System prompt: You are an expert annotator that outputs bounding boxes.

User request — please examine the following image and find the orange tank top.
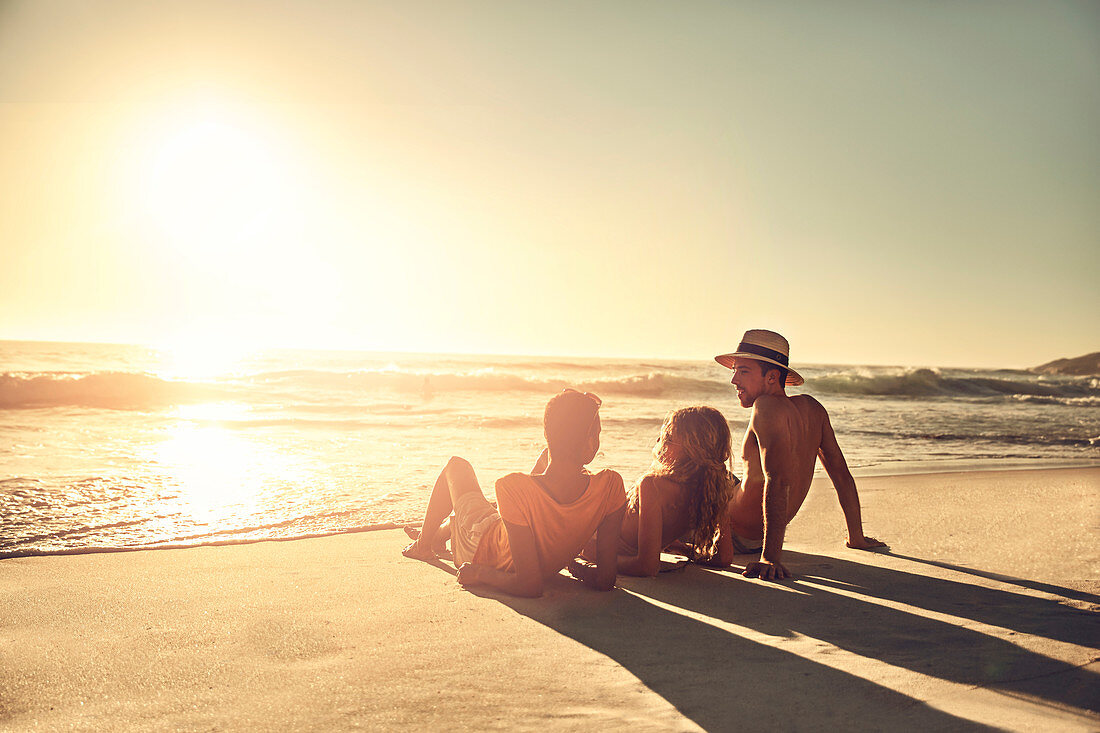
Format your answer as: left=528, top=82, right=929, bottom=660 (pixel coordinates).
left=473, top=469, right=626, bottom=574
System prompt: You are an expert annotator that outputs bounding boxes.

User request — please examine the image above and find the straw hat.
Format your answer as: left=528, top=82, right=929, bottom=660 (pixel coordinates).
left=714, top=329, right=805, bottom=387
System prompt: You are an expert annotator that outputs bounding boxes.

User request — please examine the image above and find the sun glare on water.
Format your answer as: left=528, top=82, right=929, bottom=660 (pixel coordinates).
left=152, top=423, right=264, bottom=526
left=150, top=410, right=308, bottom=529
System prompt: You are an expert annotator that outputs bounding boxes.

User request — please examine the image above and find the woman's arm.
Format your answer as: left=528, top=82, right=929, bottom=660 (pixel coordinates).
left=568, top=505, right=625, bottom=591
left=616, top=476, right=664, bottom=577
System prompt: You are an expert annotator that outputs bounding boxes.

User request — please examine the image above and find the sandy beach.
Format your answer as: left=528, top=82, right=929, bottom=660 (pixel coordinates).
left=4, top=1, right=1097, bottom=729
left=2, top=466, right=1097, bottom=731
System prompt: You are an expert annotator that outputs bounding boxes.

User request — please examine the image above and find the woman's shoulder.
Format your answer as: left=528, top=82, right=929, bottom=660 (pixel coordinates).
left=637, top=473, right=682, bottom=496
left=589, top=468, right=625, bottom=488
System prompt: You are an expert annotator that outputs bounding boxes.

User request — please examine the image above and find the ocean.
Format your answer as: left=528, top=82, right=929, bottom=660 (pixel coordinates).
left=2, top=340, right=1097, bottom=558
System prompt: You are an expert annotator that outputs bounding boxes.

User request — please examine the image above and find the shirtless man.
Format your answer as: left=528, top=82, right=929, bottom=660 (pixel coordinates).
left=716, top=329, right=885, bottom=581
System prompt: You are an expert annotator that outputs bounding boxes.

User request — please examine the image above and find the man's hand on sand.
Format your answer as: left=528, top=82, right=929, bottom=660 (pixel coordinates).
left=846, top=535, right=887, bottom=550
left=743, top=559, right=790, bottom=581
left=456, top=562, right=483, bottom=587
left=567, top=559, right=594, bottom=583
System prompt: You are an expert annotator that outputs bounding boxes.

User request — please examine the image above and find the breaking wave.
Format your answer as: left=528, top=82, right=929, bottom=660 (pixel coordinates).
left=805, top=368, right=1097, bottom=400
left=254, top=367, right=726, bottom=397
left=0, top=368, right=727, bottom=409
left=3, top=365, right=1096, bottom=410
left=0, top=372, right=224, bottom=409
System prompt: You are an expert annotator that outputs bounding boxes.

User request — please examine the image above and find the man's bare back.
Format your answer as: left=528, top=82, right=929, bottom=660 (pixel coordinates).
left=728, top=394, right=826, bottom=540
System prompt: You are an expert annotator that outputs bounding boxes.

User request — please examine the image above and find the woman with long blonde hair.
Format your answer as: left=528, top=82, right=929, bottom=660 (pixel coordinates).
left=613, top=405, right=740, bottom=576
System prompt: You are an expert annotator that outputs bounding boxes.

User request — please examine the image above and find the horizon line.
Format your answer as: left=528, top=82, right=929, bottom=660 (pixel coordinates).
left=0, top=336, right=1066, bottom=372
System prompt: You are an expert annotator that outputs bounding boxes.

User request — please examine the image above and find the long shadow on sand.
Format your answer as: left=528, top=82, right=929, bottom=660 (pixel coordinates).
left=632, top=552, right=1099, bottom=714
left=884, top=551, right=1100, bottom=606
left=497, top=585, right=995, bottom=731
left=486, top=583, right=995, bottom=731
left=798, top=551, right=1100, bottom=648
left=479, top=552, right=1098, bottom=731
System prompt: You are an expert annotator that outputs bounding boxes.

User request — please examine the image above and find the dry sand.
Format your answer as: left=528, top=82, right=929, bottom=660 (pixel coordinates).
left=2, top=467, right=1098, bottom=731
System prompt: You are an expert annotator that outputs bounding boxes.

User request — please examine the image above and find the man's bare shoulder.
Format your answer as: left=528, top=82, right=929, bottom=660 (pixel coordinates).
left=754, top=393, right=821, bottom=420
left=751, top=394, right=788, bottom=415
left=748, top=395, right=796, bottom=438
left=790, top=393, right=827, bottom=415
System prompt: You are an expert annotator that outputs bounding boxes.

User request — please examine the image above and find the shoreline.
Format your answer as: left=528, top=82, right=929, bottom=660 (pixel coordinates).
left=4, top=463, right=1099, bottom=561
left=847, top=456, right=1100, bottom=478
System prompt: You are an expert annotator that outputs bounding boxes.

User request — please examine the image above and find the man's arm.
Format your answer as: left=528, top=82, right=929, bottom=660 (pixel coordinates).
left=457, top=520, right=544, bottom=597
left=817, top=410, right=885, bottom=550
left=531, top=448, right=549, bottom=475
left=743, top=399, right=794, bottom=580
left=616, top=477, right=662, bottom=577
left=569, top=505, right=625, bottom=590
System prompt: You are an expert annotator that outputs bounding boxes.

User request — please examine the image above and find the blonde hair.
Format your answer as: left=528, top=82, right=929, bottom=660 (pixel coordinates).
left=628, top=406, right=737, bottom=560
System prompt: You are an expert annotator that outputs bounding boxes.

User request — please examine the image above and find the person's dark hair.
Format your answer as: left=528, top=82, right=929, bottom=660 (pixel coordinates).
left=543, top=390, right=600, bottom=458
left=758, top=361, right=788, bottom=387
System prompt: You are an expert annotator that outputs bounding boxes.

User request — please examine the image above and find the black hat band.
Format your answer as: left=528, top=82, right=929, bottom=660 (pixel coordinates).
left=736, top=342, right=789, bottom=366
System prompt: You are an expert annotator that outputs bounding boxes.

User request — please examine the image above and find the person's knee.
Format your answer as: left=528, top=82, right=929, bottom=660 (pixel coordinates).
left=444, top=456, right=478, bottom=491
left=446, top=456, right=472, bottom=472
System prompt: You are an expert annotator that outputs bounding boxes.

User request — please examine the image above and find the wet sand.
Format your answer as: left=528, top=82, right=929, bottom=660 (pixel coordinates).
left=2, top=467, right=1098, bottom=731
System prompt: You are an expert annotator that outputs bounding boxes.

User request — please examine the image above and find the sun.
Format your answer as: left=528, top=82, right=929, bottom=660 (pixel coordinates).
left=132, top=99, right=302, bottom=261
left=119, top=95, right=352, bottom=354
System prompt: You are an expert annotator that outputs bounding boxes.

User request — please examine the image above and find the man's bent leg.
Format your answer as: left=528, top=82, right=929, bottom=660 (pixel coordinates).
left=444, top=456, right=499, bottom=567
left=404, top=456, right=484, bottom=560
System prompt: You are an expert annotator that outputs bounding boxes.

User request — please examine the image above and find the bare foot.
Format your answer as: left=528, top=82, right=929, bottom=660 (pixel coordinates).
left=404, top=526, right=449, bottom=557
left=402, top=539, right=436, bottom=561
left=847, top=535, right=888, bottom=551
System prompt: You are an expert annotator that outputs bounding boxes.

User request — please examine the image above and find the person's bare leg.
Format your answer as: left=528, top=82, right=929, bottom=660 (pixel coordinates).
left=404, top=518, right=451, bottom=555
left=403, top=463, right=456, bottom=560
left=433, top=517, right=452, bottom=556
left=402, top=457, right=481, bottom=560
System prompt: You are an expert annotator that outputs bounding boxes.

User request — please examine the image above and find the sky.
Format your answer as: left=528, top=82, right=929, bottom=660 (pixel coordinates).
left=1, top=0, right=1097, bottom=368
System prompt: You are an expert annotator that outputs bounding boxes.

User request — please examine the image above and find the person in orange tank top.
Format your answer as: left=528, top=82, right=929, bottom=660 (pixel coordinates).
left=402, top=389, right=626, bottom=597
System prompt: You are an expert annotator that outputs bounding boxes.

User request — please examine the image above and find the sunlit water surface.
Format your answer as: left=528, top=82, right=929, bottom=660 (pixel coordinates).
left=2, top=341, right=1097, bottom=556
